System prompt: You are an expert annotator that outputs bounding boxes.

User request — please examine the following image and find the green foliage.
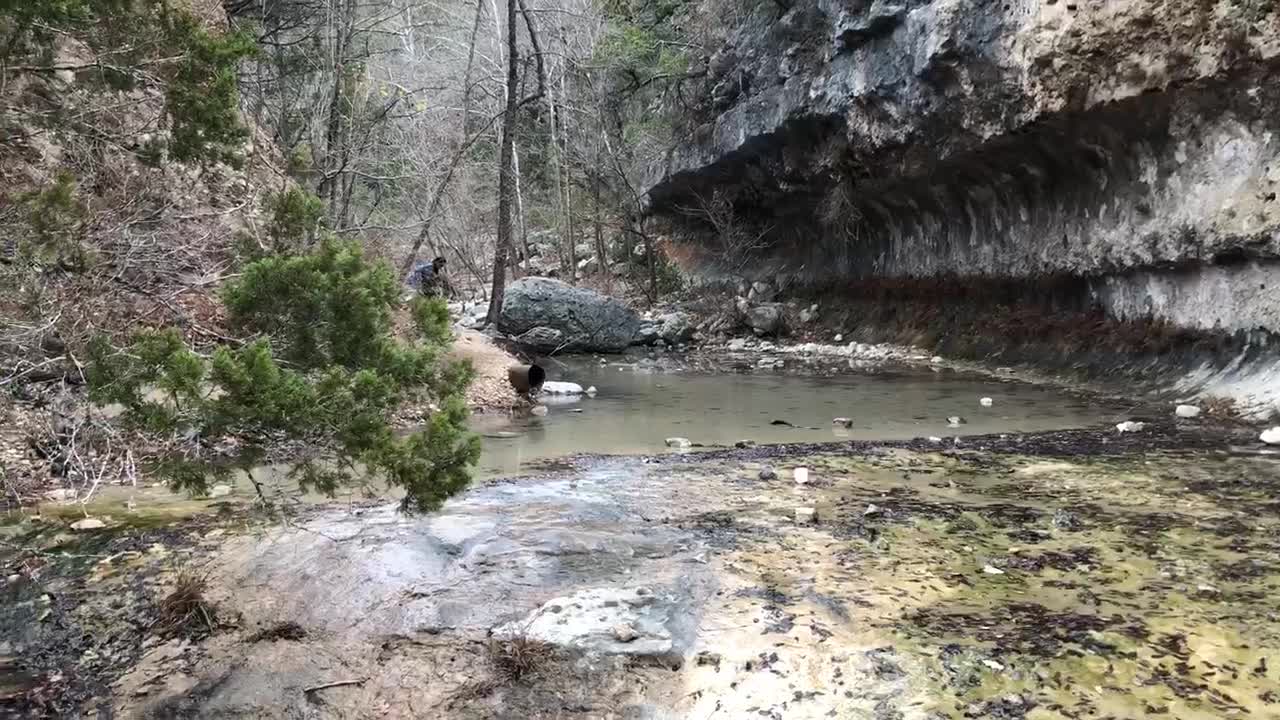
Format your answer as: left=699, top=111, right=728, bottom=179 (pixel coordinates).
left=89, top=243, right=480, bottom=514
left=162, top=15, right=257, bottom=167
left=20, top=172, right=88, bottom=268
left=265, top=188, right=326, bottom=251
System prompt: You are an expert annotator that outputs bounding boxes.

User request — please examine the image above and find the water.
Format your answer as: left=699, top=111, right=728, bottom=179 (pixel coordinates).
left=469, top=359, right=1129, bottom=477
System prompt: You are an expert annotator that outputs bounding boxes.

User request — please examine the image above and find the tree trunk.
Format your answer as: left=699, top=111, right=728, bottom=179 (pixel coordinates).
left=486, top=0, right=520, bottom=326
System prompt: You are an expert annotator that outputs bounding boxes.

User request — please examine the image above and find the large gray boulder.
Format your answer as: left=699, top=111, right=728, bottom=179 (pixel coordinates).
left=500, top=277, right=641, bottom=353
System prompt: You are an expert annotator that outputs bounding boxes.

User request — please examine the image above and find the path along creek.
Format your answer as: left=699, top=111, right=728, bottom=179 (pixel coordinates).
left=3, top=357, right=1279, bottom=718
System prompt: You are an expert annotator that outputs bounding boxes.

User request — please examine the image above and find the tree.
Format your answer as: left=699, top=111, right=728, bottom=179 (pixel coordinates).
left=88, top=212, right=481, bottom=513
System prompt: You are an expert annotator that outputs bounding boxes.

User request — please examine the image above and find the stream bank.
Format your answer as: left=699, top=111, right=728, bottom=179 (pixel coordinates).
left=4, top=420, right=1278, bottom=718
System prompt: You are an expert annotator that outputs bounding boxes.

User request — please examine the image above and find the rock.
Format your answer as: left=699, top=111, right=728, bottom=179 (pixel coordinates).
left=1174, top=404, right=1201, bottom=418
left=1052, top=508, right=1083, bottom=531
left=864, top=503, right=881, bottom=516
left=727, top=338, right=748, bottom=351
left=930, top=356, right=944, bottom=364
left=541, top=381, right=585, bottom=395
left=794, top=507, right=818, bottom=524
left=665, top=437, right=692, bottom=448
left=832, top=417, right=853, bottom=428
left=634, top=324, right=661, bottom=346
left=656, top=312, right=696, bottom=344
left=947, top=416, right=967, bottom=427
left=1261, top=427, right=1280, bottom=445
left=979, top=397, right=993, bottom=407
left=793, top=467, right=810, bottom=484
left=1115, top=420, right=1146, bottom=433
left=735, top=440, right=756, bottom=448
left=744, top=303, right=785, bottom=336
left=758, top=467, right=778, bottom=480
left=71, top=518, right=106, bottom=531
left=208, top=484, right=233, bottom=498
left=748, top=280, right=776, bottom=302
left=982, top=564, right=1005, bottom=575
left=512, top=326, right=567, bottom=353
left=531, top=405, right=549, bottom=416
left=500, top=277, right=641, bottom=353
left=491, top=587, right=682, bottom=662
left=585, top=386, right=598, bottom=396
left=798, top=304, right=819, bottom=324
left=927, top=436, right=944, bottom=443
left=611, top=623, right=639, bottom=643
left=833, top=333, right=843, bottom=342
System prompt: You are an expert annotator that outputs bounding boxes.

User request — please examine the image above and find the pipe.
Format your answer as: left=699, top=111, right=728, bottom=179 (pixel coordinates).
left=507, top=364, right=546, bottom=394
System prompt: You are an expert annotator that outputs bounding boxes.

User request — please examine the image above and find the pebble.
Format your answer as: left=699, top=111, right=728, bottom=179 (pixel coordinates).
left=1260, top=427, right=1280, bottom=445
left=982, top=564, right=1005, bottom=575
left=71, top=518, right=106, bottom=531
left=979, top=397, right=993, bottom=407
left=611, top=623, right=639, bottom=643
left=793, top=467, right=809, bottom=484
left=1174, top=404, right=1201, bottom=418
left=758, top=467, right=778, bottom=480
left=864, top=503, right=880, bottom=516
left=947, top=416, right=966, bottom=427
left=833, top=334, right=843, bottom=342
left=794, top=507, right=817, bottom=524
left=832, top=417, right=853, bottom=428
left=1115, top=420, right=1146, bottom=433
left=586, top=386, right=598, bottom=396
left=927, top=436, right=944, bottom=443
left=665, top=437, right=692, bottom=448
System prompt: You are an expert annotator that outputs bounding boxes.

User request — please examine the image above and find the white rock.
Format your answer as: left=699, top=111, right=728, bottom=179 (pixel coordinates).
left=947, top=416, right=966, bottom=427
left=794, top=507, right=817, bottom=524
left=531, top=405, right=549, bottom=416
left=979, top=397, right=994, bottom=407
left=1175, top=404, right=1200, bottom=418
left=1115, top=421, right=1146, bottom=433
left=208, top=484, right=233, bottom=498
left=586, top=386, right=598, bottom=396
left=832, top=417, right=853, bottom=428
left=541, top=381, right=585, bottom=395
left=71, top=518, right=106, bottom=531
left=982, top=564, right=1005, bottom=575
left=930, top=356, right=944, bottom=364
left=793, top=467, right=809, bottom=484
left=1261, top=427, right=1280, bottom=445
left=727, top=338, right=748, bottom=351
left=665, top=437, right=692, bottom=449
left=611, top=623, right=639, bottom=643
left=864, top=503, right=880, bottom=516
left=833, top=334, right=843, bottom=342
left=927, top=436, right=944, bottom=443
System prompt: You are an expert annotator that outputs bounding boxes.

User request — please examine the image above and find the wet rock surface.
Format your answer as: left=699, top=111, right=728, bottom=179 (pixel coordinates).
left=5, top=425, right=1280, bottom=718
left=499, top=277, right=642, bottom=353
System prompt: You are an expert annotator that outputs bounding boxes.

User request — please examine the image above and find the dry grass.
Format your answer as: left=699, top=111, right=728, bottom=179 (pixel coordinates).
left=488, top=635, right=557, bottom=682
left=1200, top=395, right=1239, bottom=419
left=153, top=570, right=216, bottom=637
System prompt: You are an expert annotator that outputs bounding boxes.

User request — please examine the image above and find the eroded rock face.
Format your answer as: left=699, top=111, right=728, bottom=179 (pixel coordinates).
left=648, top=0, right=1280, bottom=410
left=500, top=277, right=641, bottom=353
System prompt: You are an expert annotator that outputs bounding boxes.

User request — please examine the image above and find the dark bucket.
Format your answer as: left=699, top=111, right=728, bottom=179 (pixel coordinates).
left=507, top=364, right=546, bottom=394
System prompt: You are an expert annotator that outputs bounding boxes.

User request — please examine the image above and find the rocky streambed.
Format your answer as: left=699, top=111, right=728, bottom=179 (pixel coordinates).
left=3, top=420, right=1279, bottom=719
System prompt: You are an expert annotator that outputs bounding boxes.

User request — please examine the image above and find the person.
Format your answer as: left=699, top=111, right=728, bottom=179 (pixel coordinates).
left=406, top=256, right=452, bottom=298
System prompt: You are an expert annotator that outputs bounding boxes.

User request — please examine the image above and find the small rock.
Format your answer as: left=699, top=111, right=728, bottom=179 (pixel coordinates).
left=695, top=651, right=722, bottom=667
left=71, top=518, right=106, bottom=531
left=930, top=355, right=944, bottom=364
left=947, top=416, right=967, bottom=427
left=833, top=334, right=843, bottom=342
left=727, top=338, right=748, bottom=351
left=531, top=405, right=550, bottom=416
left=793, top=467, right=810, bottom=484
left=982, top=564, right=1005, bottom=575
left=665, top=437, right=692, bottom=449
left=832, top=417, right=853, bottom=428
left=585, top=386, right=598, bottom=396
left=1115, top=420, right=1146, bottom=433
left=758, top=467, right=778, bottom=480
left=795, top=507, right=818, bottom=524
left=982, top=659, right=1006, bottom=672
left=864, top=503, right=880, bottom=516
left=1260, top=426, right=1280, bottom=445
left=979, top=397, right=993, bottom=407
left=735, top=440, right=756, bottom=449
left=612, top=623, right=639, bottom=643
left=208, top=484, right=233, bottom=498
left=927, top=436, right=944, bottom=443
left=541, top=381, right=585, bottom=395
left=1174, top=404, right=1201, bottom=418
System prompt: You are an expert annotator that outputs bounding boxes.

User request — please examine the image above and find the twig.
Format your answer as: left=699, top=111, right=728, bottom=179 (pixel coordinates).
left=303, top=678, right=368, bottom=693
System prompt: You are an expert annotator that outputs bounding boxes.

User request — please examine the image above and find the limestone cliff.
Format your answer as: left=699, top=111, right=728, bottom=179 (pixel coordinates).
left=648, top=0, right=1280, bottom=411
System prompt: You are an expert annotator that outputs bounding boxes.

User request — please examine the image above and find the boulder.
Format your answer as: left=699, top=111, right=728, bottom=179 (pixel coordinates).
left=500, top=277, right=641, bottom=353
left=1175, top=404, right=1201, bottom=418
left=512, top=326, right=567, bottom=353
left=541, top=381, right=585, bottom=395
left=656, top=312, right=696, bottom=344
left=744, top=303, right=785, bottom=336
